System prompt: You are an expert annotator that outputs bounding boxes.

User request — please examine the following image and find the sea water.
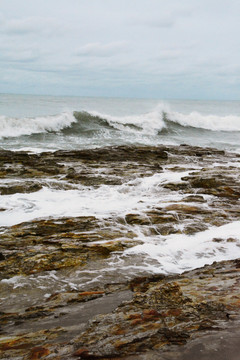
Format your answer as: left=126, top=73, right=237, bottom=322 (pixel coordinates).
left=0, top=94, right=240, bottom=153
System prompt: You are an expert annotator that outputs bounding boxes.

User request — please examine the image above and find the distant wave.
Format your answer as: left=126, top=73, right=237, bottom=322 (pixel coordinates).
left=1, top=106, right=240, bottom=140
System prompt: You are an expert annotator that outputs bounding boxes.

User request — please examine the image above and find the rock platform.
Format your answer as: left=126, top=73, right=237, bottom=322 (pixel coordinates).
left=0, top=145, right=239, bottom=359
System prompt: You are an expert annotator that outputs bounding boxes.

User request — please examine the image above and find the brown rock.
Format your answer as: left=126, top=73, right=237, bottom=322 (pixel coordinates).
left=0, top=183, right=42, bottom=195
left=125, top=214, right=151, bottom=225
left=164, top=204, right=208, bottom=214
left=189, top=177, right=224, bottom=189
left=29, top=346, right=50, bottom=359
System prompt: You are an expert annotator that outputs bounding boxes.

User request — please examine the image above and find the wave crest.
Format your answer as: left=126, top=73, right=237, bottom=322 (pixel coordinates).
left=0, top=112, right=77, bottom=139
left=1, top=104, right=240, bottom=140
left=0, top=109, right=167, bottom=139
left=85, top=109, right=166, bottom=134
left=168, top=111, right=240, bottom=132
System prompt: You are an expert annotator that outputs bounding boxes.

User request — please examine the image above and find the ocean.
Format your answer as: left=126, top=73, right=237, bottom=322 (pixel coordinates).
left=0, top=94, right=240, bottom=310
left=1, top=94, right=240, bottom=153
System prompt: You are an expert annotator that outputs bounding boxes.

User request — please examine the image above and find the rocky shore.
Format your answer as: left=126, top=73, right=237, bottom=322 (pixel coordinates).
left=0, top=144, right=240, bottom=359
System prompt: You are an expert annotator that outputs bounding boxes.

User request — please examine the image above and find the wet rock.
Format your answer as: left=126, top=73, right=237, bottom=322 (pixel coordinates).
left=189, top=177, right=224, bottom=189
left=163, top=182, right=190, bottom=191
left=45, top=290, right=105, bottom=305
left=147, top=211, right=178, bottom=224
left=71, top=259, right=240, bottom=359
left=164, top=204, right=209, bottom=214
left=29, top=346, right=50, bottom=359
left=182, top=195, right=206, bottom=203
left=227, top=237, right=238, bottom=243
left=0, top=145, right=240, bottom=359
left=183, top=223, right=208, bottom=234
left=152, top=225, right=179, bottom=236
left=212, top=238, right=224, bottom=243
left=125, top=214, right=151, bottom=226
left=0, top=328, right=66, bottom=359
left=67, top=173, right=122, bottom=186
left=54, top=145, right=169, bottom=163
left=0, top=217, right=140, bottom=279
left=0, top=182, right=42, bottom=195
left=203, top=185, right=240, bottom=199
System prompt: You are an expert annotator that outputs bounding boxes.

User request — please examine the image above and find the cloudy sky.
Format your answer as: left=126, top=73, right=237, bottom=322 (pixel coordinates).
left=0, top=0, right=239, bottom=99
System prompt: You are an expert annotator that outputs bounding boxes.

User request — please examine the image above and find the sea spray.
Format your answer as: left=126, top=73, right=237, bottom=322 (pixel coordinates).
left=0, top=112, right=76, bottom=139
left=168, top=110, right=240, bottom=132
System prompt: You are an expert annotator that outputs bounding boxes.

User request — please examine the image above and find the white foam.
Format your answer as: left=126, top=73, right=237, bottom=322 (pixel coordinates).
left=89, top=106, right=167, bottom=135
left=212, top=160, right=240, bottom=168
left=9, top=147, right=57, bottom=153
left=88, top=102, right=240, bottom=133
left=0, top=112, right=76, bottom=139
left=0, top=170, right=188, bottom=226
left=169, top=110, right=240, bottom=132
left=126, top=221, right=240, bottom=273
left=0, top=275, right=24, bottom=287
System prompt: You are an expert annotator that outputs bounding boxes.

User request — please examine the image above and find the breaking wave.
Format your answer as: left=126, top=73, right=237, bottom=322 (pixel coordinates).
left=0, top=105, right=240, bottom=140
left=168, top=111, right=240, bottom=132
left=72, top=109, right=167, bottom=135
left=0, top=112, right=77, bottom=139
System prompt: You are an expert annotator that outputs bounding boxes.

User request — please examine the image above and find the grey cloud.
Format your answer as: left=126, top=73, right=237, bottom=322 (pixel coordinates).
left=154, top=49, right=183, bottom=60
left=0, top=16, right=63, bottom=36
left=0, top=0, right=239, bottom=99
left=75, top=42, right=129, bottom=57
left=129, top=14, right=175, bottom=28
left=0, top=12, right=4, bottom=25
left=0, top=39, right=47, bottom=65
left=130, top=5, right=193, bottom=29
left=0, top=49, right=40, bottom=63
left=141, top=17, right=175, bottom=28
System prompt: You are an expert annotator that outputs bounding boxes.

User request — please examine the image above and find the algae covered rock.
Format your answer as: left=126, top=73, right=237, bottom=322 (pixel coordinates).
left=0, top=216, right=140, bottom=279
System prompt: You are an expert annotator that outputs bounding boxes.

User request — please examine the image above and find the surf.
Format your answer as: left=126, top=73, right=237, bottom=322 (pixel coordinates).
left=0, top=99, right=239, bottom=154
left=0, top=112, right=77, bottom=139
left=167, top=110, right=240, bottom=132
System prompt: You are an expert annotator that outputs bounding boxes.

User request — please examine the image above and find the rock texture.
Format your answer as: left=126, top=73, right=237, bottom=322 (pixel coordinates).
left=0, top=145, right=240, bottom=359
left=0, top=260, right=240, bottom=359
left=72, top=259, right=240, bottom=360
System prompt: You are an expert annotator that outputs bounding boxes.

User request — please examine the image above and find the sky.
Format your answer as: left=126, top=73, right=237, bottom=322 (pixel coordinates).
left=0, top=0, right=240, bottom=100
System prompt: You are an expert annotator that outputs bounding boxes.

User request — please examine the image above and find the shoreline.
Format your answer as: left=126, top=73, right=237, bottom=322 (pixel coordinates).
left=0, top=144, right=240, bottom=359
